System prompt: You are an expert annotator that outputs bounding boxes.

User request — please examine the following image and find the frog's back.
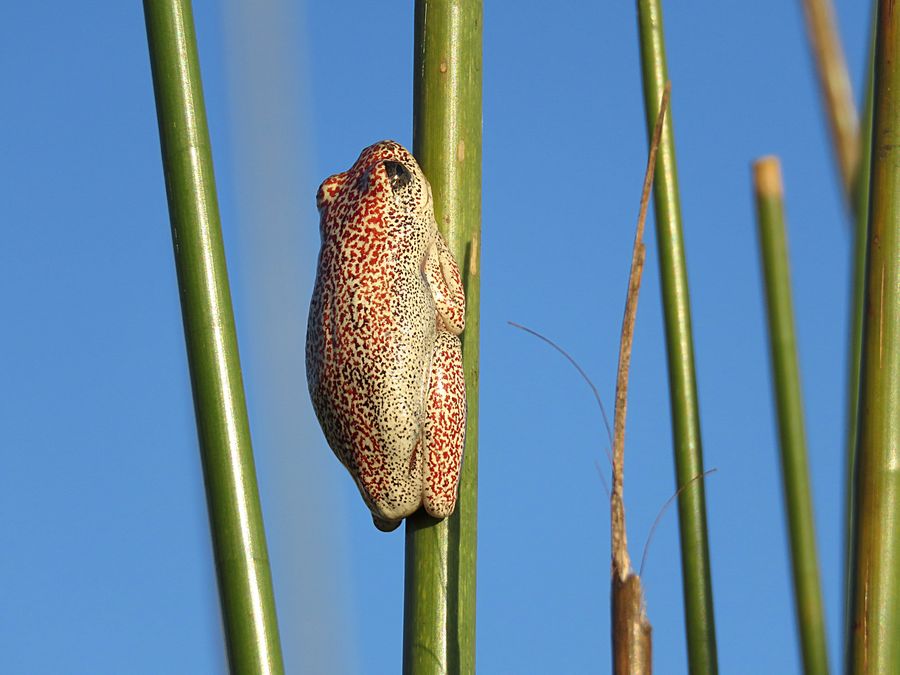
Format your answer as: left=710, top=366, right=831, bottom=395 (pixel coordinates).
left=306, top=141, right=437, bottom=529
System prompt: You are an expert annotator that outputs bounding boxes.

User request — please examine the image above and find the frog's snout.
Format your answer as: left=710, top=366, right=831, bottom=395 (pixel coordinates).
left=316, top=172, right=348, bottom=210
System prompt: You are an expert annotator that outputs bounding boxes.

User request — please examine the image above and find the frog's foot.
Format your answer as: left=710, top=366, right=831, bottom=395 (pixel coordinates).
left=364, top=414, right=427, bottom=531
left=372, top=514, right=402, bottom=532
left=422, top=331, right=466, bottom=519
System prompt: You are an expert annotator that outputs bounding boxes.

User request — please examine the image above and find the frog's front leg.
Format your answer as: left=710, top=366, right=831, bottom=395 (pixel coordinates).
left=425, top=233, right=466, bottom=335
left=422, top=330, right=466, bottom=518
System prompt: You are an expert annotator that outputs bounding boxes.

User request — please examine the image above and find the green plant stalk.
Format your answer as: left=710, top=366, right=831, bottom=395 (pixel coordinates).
left=753, top=158, right=830, bottom=675
left=143, top=2, right=284, bottom=672
left=634, top=2, right=718, bottom=672
left=846, top=1, right=900, bottom=671
left=403, top=1, right=482, bottom=673
left=843, top=0, right=876, bottom=655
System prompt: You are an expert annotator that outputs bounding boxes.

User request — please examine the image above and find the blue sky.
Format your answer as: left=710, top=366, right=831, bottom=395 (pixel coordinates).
left=0, top=1, right=871, bottom=673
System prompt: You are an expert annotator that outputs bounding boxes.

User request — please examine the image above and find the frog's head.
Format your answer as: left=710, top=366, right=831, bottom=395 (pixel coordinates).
left=316, top=140, right=434, bottom=230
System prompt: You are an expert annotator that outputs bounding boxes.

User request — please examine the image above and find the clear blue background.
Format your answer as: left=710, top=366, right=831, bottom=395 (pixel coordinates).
left=0, top=1, right=870, bottom=673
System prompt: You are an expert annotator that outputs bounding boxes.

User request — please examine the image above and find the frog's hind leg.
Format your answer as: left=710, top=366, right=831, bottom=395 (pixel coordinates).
left=422, top=330, right=466, bottom=518
left=424, top=234, right=466, bottom=336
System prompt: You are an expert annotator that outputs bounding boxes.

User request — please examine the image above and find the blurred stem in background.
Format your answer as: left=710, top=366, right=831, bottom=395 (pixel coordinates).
left=846, top=0, right=900, bottom=671
left=799, top=0, right=860, bottom=205
left=403, top=1, right=482, bottom=673
left=143, top=1, right=285, bottom=672
left=635, top=1, right=718, bottom=672
left=753, top=158, right=830, bottom=675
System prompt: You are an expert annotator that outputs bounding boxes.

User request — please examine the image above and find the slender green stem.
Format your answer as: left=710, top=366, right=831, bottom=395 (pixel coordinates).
left=846, top=2, right=900, bottom=671
left=403, top=2, right=482, bottom=673
left=634, top=2, right=717, bottom=672
left=843, top=0, right=876, bottom=657
left=143, top=2, right=284, bottom=672
left=753, top=158, right=830, bottom=675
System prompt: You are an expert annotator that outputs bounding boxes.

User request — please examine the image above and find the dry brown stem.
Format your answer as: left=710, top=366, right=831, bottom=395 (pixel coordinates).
left=800, top=0, right=859, bottom=203
left=610, top=82, right=671, bottom=675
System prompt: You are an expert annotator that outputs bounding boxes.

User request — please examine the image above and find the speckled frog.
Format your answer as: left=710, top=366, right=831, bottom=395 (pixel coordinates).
left=306, top=140, right=466, bottom=531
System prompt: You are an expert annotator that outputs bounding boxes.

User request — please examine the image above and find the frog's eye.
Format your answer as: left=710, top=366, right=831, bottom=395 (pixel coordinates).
left=384, top=161, right=412, bottom=192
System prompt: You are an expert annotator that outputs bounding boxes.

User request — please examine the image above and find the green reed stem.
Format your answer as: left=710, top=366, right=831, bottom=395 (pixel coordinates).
left=846, top=1, right=900, bottom=671
left=635, top=1, right=718, bottom=672
left=403, top=2, right=482, bottom=673
left=753, top=158, right=830, bottom=675
left=843, top=0, right=875, bottom=657
left=143, top=2, right=284, bottom=672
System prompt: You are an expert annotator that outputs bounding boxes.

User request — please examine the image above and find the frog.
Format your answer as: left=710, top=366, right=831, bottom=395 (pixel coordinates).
left=306, top=140, right=466, bottom=532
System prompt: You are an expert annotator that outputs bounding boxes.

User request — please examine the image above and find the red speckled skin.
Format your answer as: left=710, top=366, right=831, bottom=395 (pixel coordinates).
left=306, top=141, right=466, bottom=531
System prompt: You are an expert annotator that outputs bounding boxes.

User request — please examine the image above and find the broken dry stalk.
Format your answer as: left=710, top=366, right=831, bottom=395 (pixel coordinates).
left=610, top=82, right=670, bottom=675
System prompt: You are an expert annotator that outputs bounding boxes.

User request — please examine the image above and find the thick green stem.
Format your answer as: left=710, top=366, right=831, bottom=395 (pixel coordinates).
left=846, top=1, right=900, bottom=671
left=143, top=2, right=284, bottom=672
left=634, top=2, right=718, bottom=672
left=753, top=158, right=830, bottom=675
left=403, top=2, right=482, bottom=673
